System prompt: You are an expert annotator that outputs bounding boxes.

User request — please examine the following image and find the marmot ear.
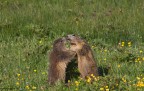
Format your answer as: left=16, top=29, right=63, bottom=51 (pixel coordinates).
left=79, top=44, right=90, bottom=56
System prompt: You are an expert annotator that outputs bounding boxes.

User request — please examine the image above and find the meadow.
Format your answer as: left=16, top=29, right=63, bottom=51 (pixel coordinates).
left=0, top=0, right=144, bottom=91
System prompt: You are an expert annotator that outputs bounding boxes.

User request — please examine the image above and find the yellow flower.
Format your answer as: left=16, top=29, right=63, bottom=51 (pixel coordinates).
left=142, top=77, right=144, bottom=81
left=118, top=64, right=121, bottom=68
left=75, top=88, right=78, bottom=91
left=106, top=89, right=109, bottom=91
left=92, top=46, right=95, bottom=48
left=39, top=40, right=42, bottom=44
left=142, top=57, right=144, bottom=61
left=34, top=70, right=37, bottom=72
left=137, top=77, right=141, bottom=80
left=32, top=86, right=37, bottom=90
left=137, top=57, right=140, bottom=61
left=68, top=80, right=71, bottom=83
left=100, top=88, right=104, bottom=90
left=105, top=86, right=108, bottom=88
left=104, top=49, right=107, bottom=52
left=25, top=85, right=30, bottom=89
left=94, top=77, right=98, bottom=81
left=16, top=82, right=20, bottom=86
left=87, top=79, right=91, bottom=83
left=121, top=42, right=125, bottom=47
left=90, top=74, right=94, bottom=77
left=104, top=58, right=106, bottom=61
left=136, top=81, right=144, bottom=87
left=140, top=50, right=143, bottom=53
left=128, top=42, right=131, bottom=47
left=135, top=59, right=138, bottom=62
left=17, top=73, right=20, bottom=77
left=122, top=78, right=126, bottom=83
left=75, top=81, right=79, bottom=86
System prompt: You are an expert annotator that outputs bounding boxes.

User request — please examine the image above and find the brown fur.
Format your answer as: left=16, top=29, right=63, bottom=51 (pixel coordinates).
left=67, top=34, right=99, bottom=79
left=48, top=38, right=76, bottom=85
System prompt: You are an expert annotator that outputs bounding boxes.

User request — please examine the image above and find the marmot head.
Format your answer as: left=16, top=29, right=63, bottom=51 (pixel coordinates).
left=66, top=34, right=86, bottom=52
left=53, top=37, right=68, bottom=52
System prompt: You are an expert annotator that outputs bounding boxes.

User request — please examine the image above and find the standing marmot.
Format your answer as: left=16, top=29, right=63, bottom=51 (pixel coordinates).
left=48, top=37, right=76, bottom=85
left=66, top=34, right=99, bottom=79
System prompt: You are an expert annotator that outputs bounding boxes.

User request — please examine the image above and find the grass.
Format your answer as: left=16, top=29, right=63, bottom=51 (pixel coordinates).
left=0, top=0, right=144, bottom=91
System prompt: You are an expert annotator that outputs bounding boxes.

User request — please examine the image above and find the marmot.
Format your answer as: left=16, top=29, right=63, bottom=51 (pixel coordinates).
left=48, top=37, right=76, bottom=85
left=66, top=34, right=99, bottom=79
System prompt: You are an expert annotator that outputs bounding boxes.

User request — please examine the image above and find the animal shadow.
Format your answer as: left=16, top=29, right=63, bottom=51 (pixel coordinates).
left=98, top=66, right=110, bottom=76
left=65, top=59, right=80, bottom=83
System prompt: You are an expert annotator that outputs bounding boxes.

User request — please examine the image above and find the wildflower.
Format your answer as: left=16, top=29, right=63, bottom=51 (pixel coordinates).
left=90, top=74, right=95, bottom=77
left=75, top=88, right=78, bottom=91
left=104, top=58, right=106, bottom=61
left=137, top=77, right=141, bottom=80
left=104, top=49, right=107, bottom=52
left=34, top=70, right=37, bottom=72
left=135, top=59, right=138, bottom=62
left=32, top=86, right=36, bottom=90
left=105, top=86, right=108, bottom=88
left=16, top=82, right=20, bottom=86
left=25, top=85, right=30, bottom=89
left=39, top=40, right=42, bottom=44
left=17, top=73, right=20, bottom=77
left=86, top=76, right=91, bottom=83
left=140, top=50, right=143, bottom=53
left=142, top=57, right=144, bottom=61
left=128, top=42, right=131, bottom=47
left=87, top=79, right=91, bottom=83
left=68, top=80, right=71, bottom=83
left=106, top=89, right=109, bottom=91
left=100, top=88, right=104, bottom=90
left=121, top=42, right=125, bottom=47
left=122, top=78, right=126, bottom=83
left=142, top=77, right=144, bottom=81
left=138, top=57, right=141, bottom=61
left=118, top=64, right=121, bottom=68
left=92, top=46, right=95, bottom=48
left=75, top=81, right=79, bottom=86
left=94, top=77, right=98, bottom=81
left=136, top=81, right=144, bottom=87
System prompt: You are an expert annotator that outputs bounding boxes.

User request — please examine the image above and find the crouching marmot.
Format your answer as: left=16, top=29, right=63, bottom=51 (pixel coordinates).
left=66, top=34, right=99, bottom=79
left=48, top=37, right=76, bottom=85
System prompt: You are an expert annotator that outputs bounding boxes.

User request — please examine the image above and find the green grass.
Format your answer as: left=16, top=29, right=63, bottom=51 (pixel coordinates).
left=0, top=0, right=144, bottom=91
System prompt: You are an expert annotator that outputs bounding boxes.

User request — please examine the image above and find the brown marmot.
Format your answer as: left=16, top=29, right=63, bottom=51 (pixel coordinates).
left=66, top=34, right=99, bottom=79
left=48, top=37, right=76, bottom=85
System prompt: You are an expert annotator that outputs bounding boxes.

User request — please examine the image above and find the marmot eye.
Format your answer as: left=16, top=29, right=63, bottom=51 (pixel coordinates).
left=72, top=34, right=75, bottom=36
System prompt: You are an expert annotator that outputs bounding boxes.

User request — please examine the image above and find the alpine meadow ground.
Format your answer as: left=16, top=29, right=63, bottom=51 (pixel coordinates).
left=0, top=0, right=144, bottom=91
